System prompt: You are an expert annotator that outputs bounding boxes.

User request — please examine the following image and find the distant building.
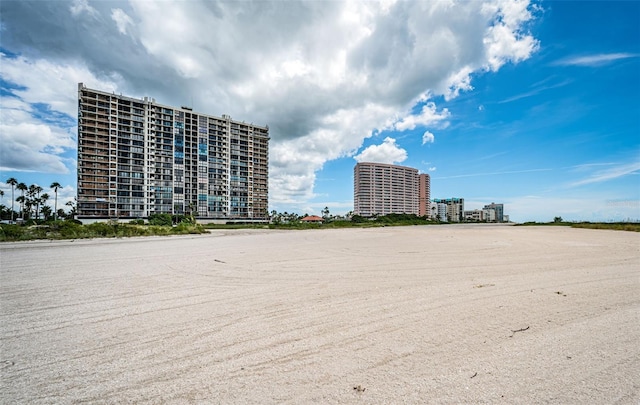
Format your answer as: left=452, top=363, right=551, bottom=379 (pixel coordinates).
left=433, top=198, right=465, bottom=222
left=464, top=208, right=496, bottom=222
left=76, top=83, right=269, bottom=223
left=418, top=173, right=431, bottom=217
left=483, top=202, right=504, bottom=222
left=354, top=162, right=419, bottom=217
left=464, top=209, right=484, bottom=222
left=434, top=202, right=448, bottom=222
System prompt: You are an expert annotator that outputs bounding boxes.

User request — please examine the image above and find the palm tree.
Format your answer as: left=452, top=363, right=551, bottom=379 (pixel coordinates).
left=17, top=182, right=27, bottom=219
left=7, top=177, right=17, bottom=223
left=34, top=185, right=43, bottom=220
left=66, top=200, right=77, bottom=219
left=16, top=196, right=25, bottom=219
left=27, top=185, right=37, bottom=219
left=50, top=182, right=62, bottom=221
left=40, top=193, right=50, bottom=221
left=41, top=205, right=53, bottom=221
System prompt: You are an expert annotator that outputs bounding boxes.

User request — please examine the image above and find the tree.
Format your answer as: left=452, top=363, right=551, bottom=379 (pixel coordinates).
left=7, top=177, right=17, bottom=223
left=65, top=199, right=77, bottom=219
left=41, top=205, right=53, bottom=221
left=553, top=216, right=563, bottom=223
left=50, top=182, right=62, bottom=221
left=322, top=206, right=330, bottom=220
left=34, top=185, right=44, bottom=220
left=16, top=196, right=25, bottom=220
left=17, top=182, right=27, bottom=219
left=39, top=193, right=50, bottom=221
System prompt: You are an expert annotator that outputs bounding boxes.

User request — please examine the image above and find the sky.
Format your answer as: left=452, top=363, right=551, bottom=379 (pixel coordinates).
left=1, top=0, right=639, bottom=223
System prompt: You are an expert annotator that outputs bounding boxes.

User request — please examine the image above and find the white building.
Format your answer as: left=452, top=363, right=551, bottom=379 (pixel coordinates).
left=433, top=198, right=464, bottom=222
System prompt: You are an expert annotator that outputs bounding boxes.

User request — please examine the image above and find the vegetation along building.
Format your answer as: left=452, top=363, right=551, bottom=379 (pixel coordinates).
left=77, top=83, right=269, bottom=223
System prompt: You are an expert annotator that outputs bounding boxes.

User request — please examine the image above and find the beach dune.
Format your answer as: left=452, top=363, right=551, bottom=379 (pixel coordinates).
left=1, top=225, right=638, bottom=404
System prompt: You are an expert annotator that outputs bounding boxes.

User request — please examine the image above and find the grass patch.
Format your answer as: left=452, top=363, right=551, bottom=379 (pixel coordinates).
left=0, top=221, right=207, bottom=242
left=515, top=221, right=639, bottom=232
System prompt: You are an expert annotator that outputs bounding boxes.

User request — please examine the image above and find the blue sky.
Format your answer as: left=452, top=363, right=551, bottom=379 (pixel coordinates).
left=1, top=0, right=639, bottom=222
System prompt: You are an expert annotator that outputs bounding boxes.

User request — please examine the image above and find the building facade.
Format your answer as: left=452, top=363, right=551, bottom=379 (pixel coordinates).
left=77, top=83, right=269, bottom=222
left=432, top=198, right=465, bottom=222
left=354, top=162, right=419, bottom=217
left=418, top=173, right=431, bottom=217
left=433, top=202, right=448, bottom=222
left=483, top=202, right=504, bottom=222
left=464, top=208, right=496, bottom=222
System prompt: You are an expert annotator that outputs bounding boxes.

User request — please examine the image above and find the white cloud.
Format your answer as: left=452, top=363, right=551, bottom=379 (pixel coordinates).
left=111, top=8, right=134, bottom=36
left=0, top=52, right=120, bottom=117
left=0, top=105, right=74, bottom=173
left=70, top=0, right=98, bottom=18
left=0, top=53, right=121, bottom=174
left=482, top=0, right=539, bottom=71
left=394, top=102, right=451, bottom=131
left=553, top=53, right=638, bottom=67
left=429, top=167, right=437, bottom=172
left=422, top=131, right=435, bottom=145
left=2, top=0, right=541, bottom=204
left=354, top=137, right=407, bottom=164
left=569, top=161, right=640, bottom=187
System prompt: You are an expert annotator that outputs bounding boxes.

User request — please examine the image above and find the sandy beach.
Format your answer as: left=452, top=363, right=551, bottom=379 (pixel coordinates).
left=1, top=225, right=638, bottom=404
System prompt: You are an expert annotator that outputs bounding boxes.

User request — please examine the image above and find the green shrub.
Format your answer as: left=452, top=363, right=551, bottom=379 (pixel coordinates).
left=0, top=224, right=28, bottom=241
left=53, top=221, right=83, bottom=239
left=84, top=222, right=117, bottom=237
left=173, top=223, right=206, bottom=234
left=148, top=213, right=172, bottom=226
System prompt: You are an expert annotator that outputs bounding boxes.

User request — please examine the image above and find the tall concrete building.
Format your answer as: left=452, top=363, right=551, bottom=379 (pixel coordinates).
left=353, top=162, right=420, bottom=217
left=77, top=83, right=269, bottom=222
left=418, top=173, right=431, bottom=217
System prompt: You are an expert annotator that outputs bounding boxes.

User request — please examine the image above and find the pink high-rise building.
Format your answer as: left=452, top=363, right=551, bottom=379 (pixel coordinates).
left=354, top=162, right=421, bottom=217
left=418, top=173, right=431, bottom=217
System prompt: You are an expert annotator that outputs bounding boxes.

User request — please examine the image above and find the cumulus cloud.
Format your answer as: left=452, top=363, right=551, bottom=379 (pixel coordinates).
left=111, top=8, right=134, bottom=36
left=354, top=137, right=407, bottom=165
left=0, top=52, right=120, bottom=117
left=395, top=103, right=451, bottom=131
left=0, top=102, right=75, bottom=173
left=0, top=52, right=120, bottom=174
left=422, top=131, right=435, bottom=145
left=70, top=0, right=98, bottom=18
left=1, top=0, right=540, bottom=203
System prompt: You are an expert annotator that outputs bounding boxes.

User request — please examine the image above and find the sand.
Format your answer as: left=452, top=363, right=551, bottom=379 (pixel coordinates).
left=1, top=224, right=639, bottom=404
